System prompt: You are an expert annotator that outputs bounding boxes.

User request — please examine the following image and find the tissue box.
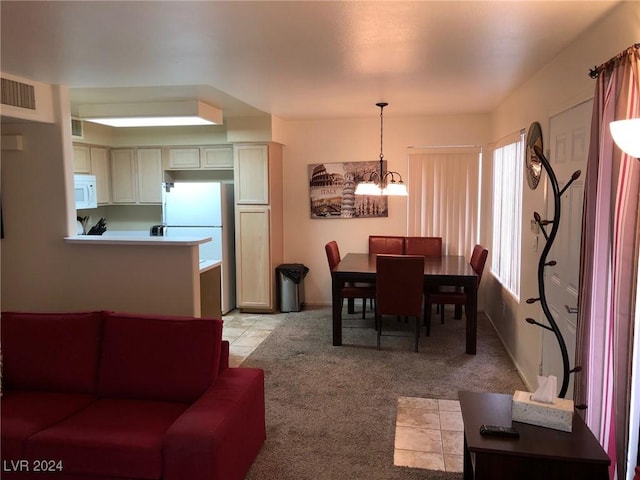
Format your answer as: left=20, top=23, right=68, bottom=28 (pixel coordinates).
left=512, top=390, right=574, bottom=432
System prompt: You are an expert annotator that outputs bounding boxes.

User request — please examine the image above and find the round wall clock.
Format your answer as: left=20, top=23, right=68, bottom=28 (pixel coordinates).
left=526, top=122, right=543, bottom=190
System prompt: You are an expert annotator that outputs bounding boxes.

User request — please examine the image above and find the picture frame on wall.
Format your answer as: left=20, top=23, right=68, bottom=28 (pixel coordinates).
left=308, top=161, right=388, bottom=219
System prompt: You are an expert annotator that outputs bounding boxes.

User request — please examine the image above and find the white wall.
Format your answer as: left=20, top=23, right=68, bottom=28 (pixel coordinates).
left=486, top=1, right=639, bottom=389
left=282, top=113, right=491, bottom=305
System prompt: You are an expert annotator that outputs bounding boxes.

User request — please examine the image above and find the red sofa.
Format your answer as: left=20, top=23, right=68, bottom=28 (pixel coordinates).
left=0, top=311, right=265, bottom=480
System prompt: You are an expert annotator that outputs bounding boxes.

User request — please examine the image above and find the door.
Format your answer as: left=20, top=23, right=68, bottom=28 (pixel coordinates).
left=542, top=99, right=592, bottom=399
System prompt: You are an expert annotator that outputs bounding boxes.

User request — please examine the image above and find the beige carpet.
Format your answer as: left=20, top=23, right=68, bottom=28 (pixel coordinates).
left=243, top=305, right=525, bottom=480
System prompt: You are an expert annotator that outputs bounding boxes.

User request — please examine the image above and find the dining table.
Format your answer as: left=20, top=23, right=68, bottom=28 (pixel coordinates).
left=331, top=253, right=479, bottom=354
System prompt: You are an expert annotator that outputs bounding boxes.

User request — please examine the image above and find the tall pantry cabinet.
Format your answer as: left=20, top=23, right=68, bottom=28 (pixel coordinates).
left=234, top=143, right=283, bottom=312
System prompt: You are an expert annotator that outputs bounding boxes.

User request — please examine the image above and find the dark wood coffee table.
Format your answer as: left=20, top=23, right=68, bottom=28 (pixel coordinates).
left=458, top=391, right=609, bottom=479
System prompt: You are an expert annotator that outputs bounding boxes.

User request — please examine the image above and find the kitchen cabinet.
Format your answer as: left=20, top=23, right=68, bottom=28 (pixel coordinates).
left=168, top=147, right=200, bottom=169
left=234, top=144, right=269, bottom=204
left=90, top=147, right=111, bottom=205
left=166, top=146, right=233, bottom=170
left=110, top=148, right=162, bottom=204
left=201, top=146, right=233, bottom=169
left=111, top=149, right=137, bottom=203
left=73, top=145, right=91, bottom=173
left=73, top=144, right=111, bottom=204
left=136, top=148, right=163, bottom=203
left=234, top=143, right=283, bottom=312
left=236, top=207, right=272, bottom=309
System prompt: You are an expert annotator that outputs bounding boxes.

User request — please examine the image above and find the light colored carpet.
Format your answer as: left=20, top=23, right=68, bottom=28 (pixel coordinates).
left=243, top=305, right=525, bottom=479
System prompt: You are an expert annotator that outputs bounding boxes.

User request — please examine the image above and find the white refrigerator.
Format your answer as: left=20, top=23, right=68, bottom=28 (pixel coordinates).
left=162, top=182, right=236, bottom=314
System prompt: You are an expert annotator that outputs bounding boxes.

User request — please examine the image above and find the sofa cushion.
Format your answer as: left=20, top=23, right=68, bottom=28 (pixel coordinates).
left=26, top=398, right=187, bottom=480
left=1, top=391, right=96, bottom=462
left=164, top=368, right=266, bottom=480
left=98, top=313, right=223, bottom=403
left=1, top=311, right=104, bottom=393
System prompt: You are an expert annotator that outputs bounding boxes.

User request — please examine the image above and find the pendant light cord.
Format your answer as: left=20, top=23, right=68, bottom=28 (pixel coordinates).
left=377, top=102, right=388, bottom=182
left=380, top=104, right=385, bottom=162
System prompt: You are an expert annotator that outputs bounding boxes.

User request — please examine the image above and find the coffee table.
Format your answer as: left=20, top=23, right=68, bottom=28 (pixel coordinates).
left=458, top=391, right=609, bottom=479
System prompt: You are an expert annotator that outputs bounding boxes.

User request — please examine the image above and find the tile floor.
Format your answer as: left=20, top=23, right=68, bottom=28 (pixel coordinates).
left=221, top=309, right=464, bottom=473
left=394, top=397, right=464, bottom=472
left=221, top=310, right=286, bottom=367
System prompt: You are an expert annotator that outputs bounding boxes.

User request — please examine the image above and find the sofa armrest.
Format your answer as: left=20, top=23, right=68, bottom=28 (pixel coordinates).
left=219, top=340, right=229, bottom=373
left=163, top=368, right=265, bottom=480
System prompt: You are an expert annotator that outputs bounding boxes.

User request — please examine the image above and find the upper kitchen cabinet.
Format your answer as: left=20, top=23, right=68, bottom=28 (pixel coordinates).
left=90, top=147, right=111, bottom=205
left=137, top=148, right=163, bottom=203
left=111, top=148, right=162, bottom=204
left=166, top=146, right=233, bottom=170
left=73, top=145, right=91, bottom=173
left=73, top=144, right=111, bottom=205
left=111, top=149, right=137, bottom=203
left=167, top=147, right=200, bottom=169
left=234, top=144, right=270, bottom=204
left=201, top=146, right=233, bottom=169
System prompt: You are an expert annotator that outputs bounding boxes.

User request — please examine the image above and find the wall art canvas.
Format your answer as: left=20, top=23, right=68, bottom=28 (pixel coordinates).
left=308, top=161, right=388, bottom=219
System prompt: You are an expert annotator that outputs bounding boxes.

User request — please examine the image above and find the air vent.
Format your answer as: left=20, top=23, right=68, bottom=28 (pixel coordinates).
left=1, top=77, right=36, bottom=110
left=71, top=117, right=84, bottom=138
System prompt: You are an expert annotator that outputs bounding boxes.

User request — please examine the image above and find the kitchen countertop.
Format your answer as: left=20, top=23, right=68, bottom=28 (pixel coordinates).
left=64, top=232, right=212, bottom=246
left=199, top=260, right=222, bottom=273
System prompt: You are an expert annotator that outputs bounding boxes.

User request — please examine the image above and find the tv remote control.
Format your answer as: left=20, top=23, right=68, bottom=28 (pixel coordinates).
left=479, top=424, right=520, bottom=438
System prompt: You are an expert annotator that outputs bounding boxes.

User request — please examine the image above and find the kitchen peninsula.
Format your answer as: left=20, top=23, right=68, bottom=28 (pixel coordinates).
left=64, top=233, right=222, bottom=318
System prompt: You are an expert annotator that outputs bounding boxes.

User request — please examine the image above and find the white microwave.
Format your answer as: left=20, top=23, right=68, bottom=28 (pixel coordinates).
left=74, top=174, right=97, bottom=209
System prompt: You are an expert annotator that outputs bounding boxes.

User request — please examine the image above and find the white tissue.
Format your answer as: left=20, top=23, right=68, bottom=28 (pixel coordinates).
left=530, top=375, right=557, bottom=404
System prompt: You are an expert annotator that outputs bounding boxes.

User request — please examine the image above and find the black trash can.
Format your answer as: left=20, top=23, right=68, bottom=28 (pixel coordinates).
left=276, top=264, right=309, bottom=312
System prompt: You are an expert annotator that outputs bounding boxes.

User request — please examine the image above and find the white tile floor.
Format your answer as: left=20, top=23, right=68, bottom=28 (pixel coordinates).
left=222, top=310, right=286, bottom=367
left=222, top=309, right=464, bottom=473
left=394, top=397, right=464, bottom=472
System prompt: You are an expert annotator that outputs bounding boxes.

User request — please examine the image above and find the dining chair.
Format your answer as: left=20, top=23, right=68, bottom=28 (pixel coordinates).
left=403, top=236, right=443, bottom=320
left=368, top=235, right=405, bottom=255
left=425, top=245, right=488, bottom=331
left=325, top=241, right=376, bottom=320
left=404, top=236, right=442, bottom=257
left=375, top=254, right=425, bottom=352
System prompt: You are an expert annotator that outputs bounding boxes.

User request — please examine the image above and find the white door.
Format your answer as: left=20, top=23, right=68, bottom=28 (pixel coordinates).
left=542, top=99, right=592, bottom=399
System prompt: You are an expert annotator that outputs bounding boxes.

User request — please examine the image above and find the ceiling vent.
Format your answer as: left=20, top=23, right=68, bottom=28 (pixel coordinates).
left=1, top=77, right=36, bottom=110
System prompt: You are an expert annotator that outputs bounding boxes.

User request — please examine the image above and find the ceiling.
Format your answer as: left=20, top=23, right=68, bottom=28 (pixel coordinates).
left=0, top=1, right=622, bottom=121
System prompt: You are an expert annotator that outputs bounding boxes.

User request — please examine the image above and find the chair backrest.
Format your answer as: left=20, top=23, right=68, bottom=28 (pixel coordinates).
left=325, top=241, right=341, bottom=271
left=376, top=254, right=425, bottom=317
left=470, top=245, right=489, bottom=286
left=404, top=236, right=442, bottom=257
left=368, top=235, right=405, bottom=255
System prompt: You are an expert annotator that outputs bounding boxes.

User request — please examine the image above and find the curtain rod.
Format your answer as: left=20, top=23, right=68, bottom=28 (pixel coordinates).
left=589, top=43, right=640, bottom=79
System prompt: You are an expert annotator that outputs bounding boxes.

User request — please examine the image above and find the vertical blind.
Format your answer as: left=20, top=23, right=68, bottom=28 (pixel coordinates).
left=407, top=147, right=481, bottom=258
left=490, top=132, right=525, bottom=298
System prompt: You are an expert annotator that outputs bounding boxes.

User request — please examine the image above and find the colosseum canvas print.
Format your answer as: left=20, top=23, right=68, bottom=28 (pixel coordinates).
left=308, top=161, right=388, bottom=219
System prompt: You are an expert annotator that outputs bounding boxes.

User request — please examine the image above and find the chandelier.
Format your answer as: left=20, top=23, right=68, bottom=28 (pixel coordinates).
left=354, top=102, right=408, bottom=196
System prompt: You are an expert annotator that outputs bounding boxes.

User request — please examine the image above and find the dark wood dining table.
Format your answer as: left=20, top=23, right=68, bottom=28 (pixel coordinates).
left=331, top=253, right=478, bottom=354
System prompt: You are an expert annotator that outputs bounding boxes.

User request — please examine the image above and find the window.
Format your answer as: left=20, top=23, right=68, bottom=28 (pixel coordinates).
left=407, top=147, right=481, bottom=257
left=491, top=132, right=525, bottom=298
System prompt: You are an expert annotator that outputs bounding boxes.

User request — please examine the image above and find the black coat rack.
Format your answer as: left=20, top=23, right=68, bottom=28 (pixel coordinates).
left=525, top=144, right=582, bottom=399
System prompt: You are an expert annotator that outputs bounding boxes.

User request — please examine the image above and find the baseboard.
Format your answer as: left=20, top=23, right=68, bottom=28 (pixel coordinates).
left=484, top=311, right=534, bottom=392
